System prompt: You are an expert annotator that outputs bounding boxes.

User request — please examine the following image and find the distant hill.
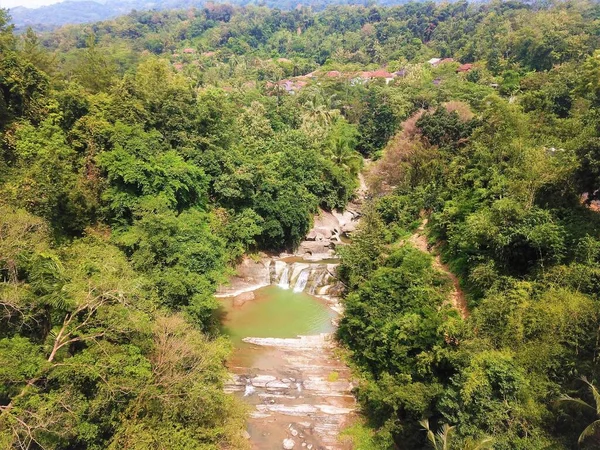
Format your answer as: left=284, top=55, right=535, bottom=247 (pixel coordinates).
left=8, top=0, right=202, bottom=30
left=7, top=0, right=384, bottom=31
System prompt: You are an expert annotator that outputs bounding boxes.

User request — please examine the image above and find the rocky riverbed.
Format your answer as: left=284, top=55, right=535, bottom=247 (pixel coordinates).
left=225, top=333, right=355, bottom=450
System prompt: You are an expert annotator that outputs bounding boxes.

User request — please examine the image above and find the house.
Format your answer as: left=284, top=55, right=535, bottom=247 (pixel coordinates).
left=280, top=80, right=295, bottom=93
left=395, top=69, right=407, bottom=77
left=370, top=69, right=394, bottom=78
left=295, top=71, right=317, bottom=80
left=369, top=69, right=395, bottom=84
left=353, top=69, right=396, bottom=85
left=433, top=78, right=442, bottom=86
left=429, top=57, right=455, bottom=67
left=457, top=63, right=474, bottom=73
left=326, top=70, right=341, bottom=78
left=183, top=48, right=196, bottom=54
left=201, top=51, right=216, bottom=57
left=173, top=63, right=184, bottom=71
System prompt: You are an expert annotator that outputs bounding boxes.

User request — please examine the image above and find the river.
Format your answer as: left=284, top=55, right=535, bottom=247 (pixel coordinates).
left=219, top=173, right=366, bottom=449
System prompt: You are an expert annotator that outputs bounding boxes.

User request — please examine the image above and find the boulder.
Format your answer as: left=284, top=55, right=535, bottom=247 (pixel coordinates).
left=283, top=438, right=295, bottom=449
left=332, top=209, right=360, bottom=234
left=306, top=230, right=325, bottom=241
left=296, top=240, right=334, bottom=257
left=215, top=256, right=271, bottom=296
left=313, top=226, right=334, bottom=239
left=313, top=209, right=340, bottom=232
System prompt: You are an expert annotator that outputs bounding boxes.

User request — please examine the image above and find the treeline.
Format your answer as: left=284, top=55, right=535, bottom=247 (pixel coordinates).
left=10, top=0, right=405, bottom=32
left=337, top=40, right=600, bottom=450
left=40, top=0, right=600, bottom=72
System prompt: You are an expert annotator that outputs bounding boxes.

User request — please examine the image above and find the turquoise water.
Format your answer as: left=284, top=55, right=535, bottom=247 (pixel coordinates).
left=221, top=285, right=337, bottom=346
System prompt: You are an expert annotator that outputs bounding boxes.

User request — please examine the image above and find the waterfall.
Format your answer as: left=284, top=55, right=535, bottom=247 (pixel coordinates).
left=278, top=266, right=290, bottom=289
left=272, top=261, right=337, bottom=294
left=293, top=269, right=310, bottom=293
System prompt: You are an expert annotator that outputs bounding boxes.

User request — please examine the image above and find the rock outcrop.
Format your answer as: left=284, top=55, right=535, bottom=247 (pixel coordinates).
left=295, top=208, right=361, bottom=260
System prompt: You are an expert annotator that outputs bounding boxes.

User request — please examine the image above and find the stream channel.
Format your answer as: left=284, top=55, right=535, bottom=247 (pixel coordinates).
left=217, top=206, right=362, bottom=449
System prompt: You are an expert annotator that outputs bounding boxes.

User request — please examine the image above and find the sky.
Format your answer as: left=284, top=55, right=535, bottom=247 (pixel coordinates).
left=0, top=0, right=62, bottom=8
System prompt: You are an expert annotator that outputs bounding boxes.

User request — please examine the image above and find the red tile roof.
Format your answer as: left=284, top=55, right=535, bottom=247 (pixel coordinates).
left=358, top=70, right=394, bottom=79
left=370, top=69, right=394, bottom=78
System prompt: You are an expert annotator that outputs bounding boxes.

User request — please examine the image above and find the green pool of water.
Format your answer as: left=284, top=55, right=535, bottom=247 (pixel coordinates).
left=220, top=286, right=337, bottom=346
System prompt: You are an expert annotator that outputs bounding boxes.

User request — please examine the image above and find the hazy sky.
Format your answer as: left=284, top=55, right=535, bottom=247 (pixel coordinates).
left=0, top=0, right=61, bottom=8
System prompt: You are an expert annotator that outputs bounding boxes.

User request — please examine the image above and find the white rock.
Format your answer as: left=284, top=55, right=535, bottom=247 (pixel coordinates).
left=283, top=438, right=295, bottom=449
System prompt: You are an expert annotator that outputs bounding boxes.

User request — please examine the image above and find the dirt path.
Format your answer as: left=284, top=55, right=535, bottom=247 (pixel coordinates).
left=408, top=219, right=469, bottom=319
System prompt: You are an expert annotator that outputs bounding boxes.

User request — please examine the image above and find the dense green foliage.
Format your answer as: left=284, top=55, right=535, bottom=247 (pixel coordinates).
left=2, top=0, right=600, bottom=448
left=337, top=21, right=600, bottom=450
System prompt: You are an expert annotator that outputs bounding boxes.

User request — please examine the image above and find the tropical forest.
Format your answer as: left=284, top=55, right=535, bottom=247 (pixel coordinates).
left=1, top=0, right=600, bottom=449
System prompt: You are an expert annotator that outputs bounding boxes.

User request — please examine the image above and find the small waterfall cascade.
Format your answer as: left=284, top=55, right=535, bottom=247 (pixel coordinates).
left=293, top=269, right=310, bottom=293
left=271, top=260, right=339, bottom=295
left=278, top=266, right=290, bottom=289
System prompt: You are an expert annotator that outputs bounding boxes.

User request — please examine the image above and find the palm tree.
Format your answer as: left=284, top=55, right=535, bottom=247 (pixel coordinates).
left=300, top=86, right=339, bottom=128
left=302, top=98, right=336, bottom=128
left=328, top=132, right=361, bottom=175
left=326, top=119, right=361, bottom=175
left=421, top=419, right=454, bottom=450
left=559, top=377, right=600, bottom=446
left=420, top=419, right=493, bottom=450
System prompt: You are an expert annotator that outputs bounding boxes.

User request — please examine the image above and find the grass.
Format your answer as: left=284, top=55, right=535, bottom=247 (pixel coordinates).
left=339, top=422, right=391, bottom=450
